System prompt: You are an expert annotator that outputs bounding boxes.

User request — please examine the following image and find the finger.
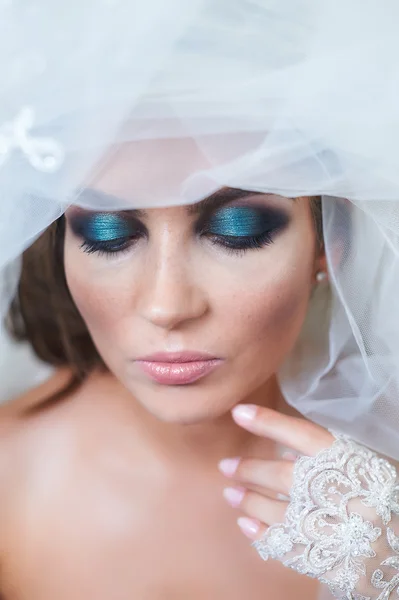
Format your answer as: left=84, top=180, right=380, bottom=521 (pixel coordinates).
left=223, top=486, right=287, bottom=525
left=219, top=458, right=294, bottom=496
left=236, top=517, right=267, bottom=541
left=231, top=405, right=333, bottom=456
left=281, top=450, right=299, bottom=461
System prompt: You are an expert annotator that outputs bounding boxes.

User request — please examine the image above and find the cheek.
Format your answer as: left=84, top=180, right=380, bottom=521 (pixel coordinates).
left=64, top=247, right=135, bottom=345
left=223, top=272, right=310, bottom=345
left=212, top=242, right=315, bottom=366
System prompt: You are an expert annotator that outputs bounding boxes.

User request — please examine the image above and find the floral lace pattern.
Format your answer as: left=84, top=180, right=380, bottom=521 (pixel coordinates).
left=254, top=436, right=399, bottom=599
left=0, top=107, right=64, bottom=172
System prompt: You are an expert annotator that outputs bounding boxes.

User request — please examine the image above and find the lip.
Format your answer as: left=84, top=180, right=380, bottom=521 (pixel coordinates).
left=135, top=352, right=223, bottom=385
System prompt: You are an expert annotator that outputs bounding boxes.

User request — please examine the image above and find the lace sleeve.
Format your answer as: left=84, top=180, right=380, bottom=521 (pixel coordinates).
left=253, top=436, right=399, bottom=600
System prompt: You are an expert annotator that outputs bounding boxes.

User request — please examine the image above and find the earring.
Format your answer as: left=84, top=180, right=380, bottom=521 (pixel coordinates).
left=316, top=271, right=327, bottom=283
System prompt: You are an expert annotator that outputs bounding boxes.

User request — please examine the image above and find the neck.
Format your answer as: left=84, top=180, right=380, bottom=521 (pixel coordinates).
left=95, top=372, right=283, bottom=463
left=164, top=378, right=281, bottom=459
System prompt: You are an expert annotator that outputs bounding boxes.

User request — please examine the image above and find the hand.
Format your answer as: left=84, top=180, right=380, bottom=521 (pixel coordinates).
left=219, top=405, right=399, bottom=600
left=219, top=405, right=333, bottom=541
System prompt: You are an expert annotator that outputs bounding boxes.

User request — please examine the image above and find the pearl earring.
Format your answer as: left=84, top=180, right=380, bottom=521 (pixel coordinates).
left=316, top=271, right=327, bottom=283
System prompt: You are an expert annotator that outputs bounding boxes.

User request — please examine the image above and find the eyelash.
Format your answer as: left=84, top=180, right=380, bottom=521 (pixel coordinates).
left=80, top=233, right=144, bottom=257
left=79, top=225, right=278, bottom=257
left=205, top=230, right=276, bottom=254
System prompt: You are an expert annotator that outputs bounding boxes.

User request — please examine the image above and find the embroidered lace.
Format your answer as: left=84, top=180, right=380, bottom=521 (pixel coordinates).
left=254, top=436, right=399, bottom=600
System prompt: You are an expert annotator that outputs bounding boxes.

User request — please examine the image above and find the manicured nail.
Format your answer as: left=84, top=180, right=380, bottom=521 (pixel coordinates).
left=223, top=486, right=245, bottom=508
left=218, top=457, right=240, bottom=477
left=282, top=451, right=298, bottom=462
left=232, top=404, right=257, bottom=423
left=277, top=493, right=291, bottom=501
left=237, top=517, right=260, bottom=539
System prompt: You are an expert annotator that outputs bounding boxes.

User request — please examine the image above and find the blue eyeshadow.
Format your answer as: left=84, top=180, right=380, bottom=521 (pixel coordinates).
left=206, top=206, right=285, bottom=237
left=71, top=213, right=132, bottom=242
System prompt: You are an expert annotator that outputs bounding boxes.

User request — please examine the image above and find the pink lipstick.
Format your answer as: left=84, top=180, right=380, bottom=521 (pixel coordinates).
left=136, top=352, right=222, bottom=385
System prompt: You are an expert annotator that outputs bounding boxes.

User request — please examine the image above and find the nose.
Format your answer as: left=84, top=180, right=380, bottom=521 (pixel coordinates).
left=138, top=244, right=208, bottom=331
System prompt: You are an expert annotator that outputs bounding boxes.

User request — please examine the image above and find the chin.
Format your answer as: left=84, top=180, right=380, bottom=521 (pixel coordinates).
left=128, top=380, right=236, bottom=424
left=147, top=406, right=221, bottom=425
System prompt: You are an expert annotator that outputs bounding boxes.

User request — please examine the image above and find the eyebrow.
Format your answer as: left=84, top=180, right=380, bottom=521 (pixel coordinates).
left=76, top=187, right=291, bottom=217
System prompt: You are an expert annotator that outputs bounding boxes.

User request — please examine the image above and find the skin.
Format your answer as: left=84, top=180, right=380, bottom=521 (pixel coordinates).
left=220, top=405, right=333, bottom=539
left=63, top=194, right=320, bottom=425
left=0, top=148, right=331, bottom=598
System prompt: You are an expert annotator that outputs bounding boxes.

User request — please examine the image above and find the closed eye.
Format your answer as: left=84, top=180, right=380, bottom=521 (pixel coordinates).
left=69, top=212, right=146, bottom=257
left=197, top=205, right=290, bottom=254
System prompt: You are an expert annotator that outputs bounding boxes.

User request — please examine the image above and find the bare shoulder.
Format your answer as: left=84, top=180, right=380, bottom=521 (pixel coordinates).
left=0, top=366, right=100, bottom=484
left=0, top=370, right=112, bottom=596
left=3, top=367, right=70, bottom=406
left=0, top=369, right=77, bottom=470
left=0, top=368, right=124, bottom=486
left=0, top=367, right=127, bottom=455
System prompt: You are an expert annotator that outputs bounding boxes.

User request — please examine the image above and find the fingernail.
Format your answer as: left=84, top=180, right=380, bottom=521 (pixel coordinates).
left=232, top=404, right=257, bottom=423
left=237, top=517, right=260, bottom=539
left=282, top=451, right=298, bottom=462
left=218, top=457, right=240, bottom=477
left=277, top=493, right=291, bottom=501
left=223, top=486, right=245, bottom=508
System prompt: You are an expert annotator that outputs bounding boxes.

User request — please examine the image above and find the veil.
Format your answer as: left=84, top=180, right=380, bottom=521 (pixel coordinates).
left=1, top=0, right=399, bottom=457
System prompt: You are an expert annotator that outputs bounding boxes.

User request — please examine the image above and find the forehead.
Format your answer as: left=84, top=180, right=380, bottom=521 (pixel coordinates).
left=84, top=133, right=265, bottom=210
left=87, top=138, right=215, bottom=209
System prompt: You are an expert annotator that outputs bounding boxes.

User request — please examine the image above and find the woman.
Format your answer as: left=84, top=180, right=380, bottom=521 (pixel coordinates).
left=1, top=1, right=399, bottom=599
left=3, top=193, right=326, bottom=599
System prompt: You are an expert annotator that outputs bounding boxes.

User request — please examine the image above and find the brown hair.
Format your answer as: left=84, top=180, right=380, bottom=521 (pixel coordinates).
left=7, top=197, right=323, bottom=382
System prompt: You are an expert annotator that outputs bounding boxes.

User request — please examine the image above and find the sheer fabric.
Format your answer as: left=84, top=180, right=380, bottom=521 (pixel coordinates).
left=0, top=0, right=398, bottom=519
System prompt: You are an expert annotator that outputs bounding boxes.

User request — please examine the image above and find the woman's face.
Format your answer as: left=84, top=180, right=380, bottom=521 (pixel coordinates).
left=64, top=182, right=321, bottom=424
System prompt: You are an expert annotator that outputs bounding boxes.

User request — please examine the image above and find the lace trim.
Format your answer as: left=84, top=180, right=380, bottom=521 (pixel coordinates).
left=0, top=107, right=64, bottom=172
left=253, top=436, right=399, bottom=599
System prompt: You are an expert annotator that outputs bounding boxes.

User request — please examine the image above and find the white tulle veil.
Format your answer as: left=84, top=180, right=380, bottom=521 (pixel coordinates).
left=1, top=0, right=399, bottom=458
